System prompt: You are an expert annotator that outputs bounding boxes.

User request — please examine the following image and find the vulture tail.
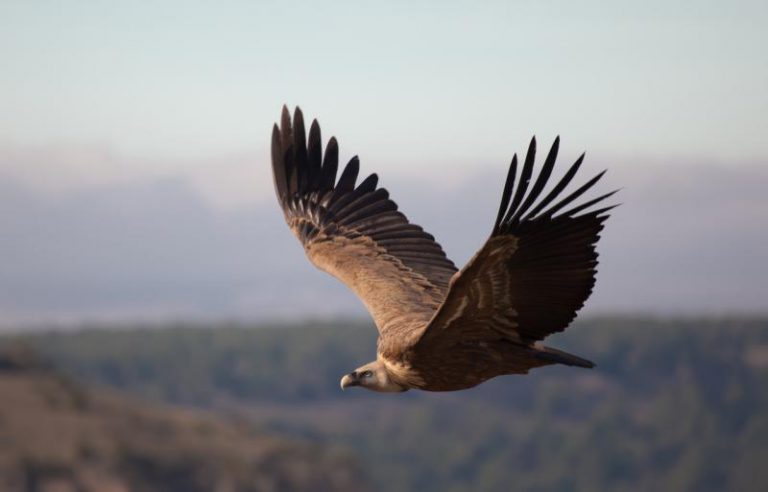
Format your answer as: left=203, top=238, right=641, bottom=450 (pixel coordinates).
left=535, top=345, right=595, bottom=369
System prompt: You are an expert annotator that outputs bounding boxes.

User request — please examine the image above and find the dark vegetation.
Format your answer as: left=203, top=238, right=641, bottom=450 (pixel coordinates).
left=3, top=317, right=767, bottom=492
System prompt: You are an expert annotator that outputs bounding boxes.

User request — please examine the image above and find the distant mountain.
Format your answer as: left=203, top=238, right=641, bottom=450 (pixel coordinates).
left=2, top=161, right=768, bottom=326
left=0, top=345, right=370, bottom=492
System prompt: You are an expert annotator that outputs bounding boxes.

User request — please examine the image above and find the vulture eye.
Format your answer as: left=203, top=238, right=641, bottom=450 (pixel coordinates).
left=360, top=370, right=373, bottom=378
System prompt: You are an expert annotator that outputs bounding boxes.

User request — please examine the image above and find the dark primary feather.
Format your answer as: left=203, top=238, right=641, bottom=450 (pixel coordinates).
left=271, top=106, right=458, bottom=293
left=511, top=136, right=559, bottom=224
left=307, top=120, right=323, bottom=188
left=420, top=136, right=618, bottom=348
left=522, top=152, right=584, bottom=221
left=319, top=136, right=338, bottom=192
left=493, top=155, right=517, bottom=234
left=334, top=156, right=359, bottom=195
left=494, top=137, right=615, bottom=229
left=503, top=137, right=536, bottom=226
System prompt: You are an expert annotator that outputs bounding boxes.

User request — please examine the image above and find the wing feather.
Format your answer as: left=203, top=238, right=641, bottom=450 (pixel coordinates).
left=320, top=136, right=339, bottom=191
left=493, top=155, right=517, bottom=233
left=271, top=106, right=458, bottom=345
left=511, top=136, right=559, bottom=223
left=523, top=152, right=584, bottom=220
left=417, top=137, right=617, bottom=355
left=334, top=157, right=359, bottom=195
left=502, top=137, right=536, bottom=225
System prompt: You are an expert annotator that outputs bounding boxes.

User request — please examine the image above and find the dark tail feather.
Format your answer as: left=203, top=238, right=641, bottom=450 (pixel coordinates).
left=536, top=346, right=595, bottom=369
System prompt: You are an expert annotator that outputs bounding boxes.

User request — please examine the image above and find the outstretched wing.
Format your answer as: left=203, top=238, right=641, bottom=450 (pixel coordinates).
left=416, top=136, right=617, bottom=353
left=272, top=106, right=458, bottom=348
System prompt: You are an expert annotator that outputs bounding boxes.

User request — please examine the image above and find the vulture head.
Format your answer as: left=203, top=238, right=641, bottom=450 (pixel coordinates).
left=340, top=360, right=408, bottom=393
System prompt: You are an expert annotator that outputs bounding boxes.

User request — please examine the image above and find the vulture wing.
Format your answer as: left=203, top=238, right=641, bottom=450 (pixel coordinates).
left=415, top=137, right=617, bottom=361
left=272, top=107, right=458, bottom=351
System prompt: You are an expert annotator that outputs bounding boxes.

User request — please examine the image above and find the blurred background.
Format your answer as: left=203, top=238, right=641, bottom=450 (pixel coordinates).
left=1, top=1, right=766, bottom=491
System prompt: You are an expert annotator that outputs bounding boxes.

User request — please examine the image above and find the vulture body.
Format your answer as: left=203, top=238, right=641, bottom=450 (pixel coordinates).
left=271, top=106, right=617, bottom=393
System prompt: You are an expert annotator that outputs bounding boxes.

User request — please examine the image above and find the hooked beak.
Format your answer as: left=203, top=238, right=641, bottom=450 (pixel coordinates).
left=340, top=372, right=360, bottom=390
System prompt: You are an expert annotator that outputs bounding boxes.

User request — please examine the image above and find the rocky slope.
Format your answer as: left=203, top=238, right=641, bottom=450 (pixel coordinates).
left=0, top=346, right=369, bottom=492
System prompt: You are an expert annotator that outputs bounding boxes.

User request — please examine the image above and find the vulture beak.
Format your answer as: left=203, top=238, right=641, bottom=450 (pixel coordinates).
left=340, top=372, right=360, bottom=390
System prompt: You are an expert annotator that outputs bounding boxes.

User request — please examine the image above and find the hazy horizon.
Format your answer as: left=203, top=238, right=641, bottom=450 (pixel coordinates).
left=2, top=144, right=767, bottom=328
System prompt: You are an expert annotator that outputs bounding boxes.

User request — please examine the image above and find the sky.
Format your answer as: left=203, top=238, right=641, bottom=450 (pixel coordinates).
left=1, top=1, right=767, bottom=326
left=3, top=1, right=767, bottom=163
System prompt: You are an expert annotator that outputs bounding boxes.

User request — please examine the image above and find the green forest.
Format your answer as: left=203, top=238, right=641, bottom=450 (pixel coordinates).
left=3, top=317, right=767, bottom=492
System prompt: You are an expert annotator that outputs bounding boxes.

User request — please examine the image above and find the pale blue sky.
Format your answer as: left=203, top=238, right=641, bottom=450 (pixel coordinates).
left=2, top=0, right=767, bottom=175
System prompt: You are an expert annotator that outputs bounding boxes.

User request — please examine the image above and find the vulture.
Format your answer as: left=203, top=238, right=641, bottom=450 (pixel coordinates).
left=271, top=106, right=617, bottom=393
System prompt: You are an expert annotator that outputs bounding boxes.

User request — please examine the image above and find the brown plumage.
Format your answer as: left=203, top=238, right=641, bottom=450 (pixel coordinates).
left=271, top=106, right=617, bottom=393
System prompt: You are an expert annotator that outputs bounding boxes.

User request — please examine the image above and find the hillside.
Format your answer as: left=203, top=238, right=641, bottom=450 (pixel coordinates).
left=4, top=317, right=768, bottom=491
left=0, top=346, right=369, bottom=492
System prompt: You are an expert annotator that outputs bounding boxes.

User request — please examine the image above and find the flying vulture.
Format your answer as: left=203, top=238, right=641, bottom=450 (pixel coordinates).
left=271, top=106, right=617, bottom=393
